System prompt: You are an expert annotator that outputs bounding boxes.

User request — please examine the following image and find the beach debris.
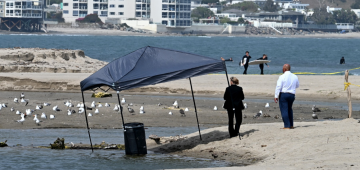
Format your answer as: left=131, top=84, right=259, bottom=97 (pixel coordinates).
left=184, top=108, right=189, bottom=112
left=91, top=101, right=96, bottom=108
left=128, top=107, right=134, bottom=113
left=0, top=140, right=8, bottom=147
left=88, top=113, right=92, bottom=117
left=36, top=105, right=43, bottom=110
left=44, top=102, right=51, bottom=106
left=211, top=153, right=218, bottom=159
left=213, top=106, right=218, bottom=111
left=169, top=111, right=173, bottom=115
left=98, top=103, right=103, bottom=107
left=149, top=134, right=161, bottom=143
left=91, top=92, right=112, bottom=98
left=265, top=103, right=269, bottom=108
left=312, top=112, right=318, bottom=119
left=121, top=98, right=126, bottom=104
left=16, top=113, right=25, bottom=123
left=41, top=113, right=47, bottom=119
left=105, top=103, right=110, bottom=107
left=263, top=113, right=271, bottom=117
left=10, top=107, right=14, bottom=112
left=50, top=114, right=55, bottom=119
left=179, top=109, right=185, bottom=117
left=244, top=103, right=247, bottom=109
left=50, top=138, right=65, bottom=149
left=253, top=110, right=262, bottom=118
left=312, top=105, right=321, bottom=112
left=14, top=98, right=18, bottom=103
left=157, top=103, right=162, bottom=106
left=274, top=115, right=280, bottom=119
left=261, top=145, right=267, bottom=147
left=323, top=116, right=335, bottom=119
left=94, top=109, right=99, bottom=114
left=162, top=135, right=187, bottom=143
left=243, top=114, right=247, bottom=118
left=78, top=107, right=84, bottom=114
left=173, top=101, right=179, bottom=108
left=140, top=106, right=145, bottom=114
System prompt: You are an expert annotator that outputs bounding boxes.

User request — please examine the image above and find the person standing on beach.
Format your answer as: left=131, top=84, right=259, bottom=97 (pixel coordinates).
left=223, top=77, right=245, bottom=138
left=241, top=51, right=251, bottom=75
left=274, top=64, right=299, bottom=129
left=340, top=57, right=345, bottom=64
left=257, top=54, right=269, bottom=75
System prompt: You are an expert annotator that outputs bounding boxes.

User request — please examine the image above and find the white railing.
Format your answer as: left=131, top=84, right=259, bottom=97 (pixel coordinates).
left=256, top=22, right=293, bottom=28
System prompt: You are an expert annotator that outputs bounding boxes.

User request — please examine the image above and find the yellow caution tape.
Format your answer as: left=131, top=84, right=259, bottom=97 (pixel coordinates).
left=92, top=92, right=112, bottom=98
left=274, top=67, right=360, bottom=75
left=344, top=82, right=360, bottom=90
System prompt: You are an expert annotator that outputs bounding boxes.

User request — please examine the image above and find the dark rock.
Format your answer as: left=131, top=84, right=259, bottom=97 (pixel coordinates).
left=50, top=138, right=65, bottom=149
left=0, top=140, right=8, bottom=147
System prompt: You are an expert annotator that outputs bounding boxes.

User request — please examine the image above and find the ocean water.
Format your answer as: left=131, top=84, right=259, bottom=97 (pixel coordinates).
left=0, top=127, right=229, bottom=169
left=0, top=34, right=359, bottom=75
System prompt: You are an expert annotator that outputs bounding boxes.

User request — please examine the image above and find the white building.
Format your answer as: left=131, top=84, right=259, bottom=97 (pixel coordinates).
left=326, top=6, right=341, bottom=14
left=0, top=0, right=43, bottom=18
left=279, top=2, right=309, bottom=13
left=351, top=9, right=360, bottom=18
left=62, top=0, right=191, bottom=27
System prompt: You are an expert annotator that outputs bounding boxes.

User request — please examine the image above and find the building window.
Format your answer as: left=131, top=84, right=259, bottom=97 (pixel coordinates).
left=73, top=0, right=78, bottom=1
left=73, top=10, right=78, bottom=16
left=118, top=12, right=124, bottom=15
left=63, top=10, right=69, bottom=14
left=63, top=3, right=68, bottom=6
left=136, top=4, right=141, bottom=10
left=73, top=3, right=78, bottom=9
left=93, top=11, right=98, bottom=14
left=109, top=4, right=115, bottom=8
left=118, top=4, right=124, bottom=8
left=110, top=12, right=115, bottom=15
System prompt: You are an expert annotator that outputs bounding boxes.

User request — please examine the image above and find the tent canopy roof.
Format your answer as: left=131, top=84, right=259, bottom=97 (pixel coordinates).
left=80, top=46, right=226, bottom=91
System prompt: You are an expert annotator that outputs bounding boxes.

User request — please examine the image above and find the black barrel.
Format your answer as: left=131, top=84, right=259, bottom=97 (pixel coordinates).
left=123, top=122, right=147, bottom=155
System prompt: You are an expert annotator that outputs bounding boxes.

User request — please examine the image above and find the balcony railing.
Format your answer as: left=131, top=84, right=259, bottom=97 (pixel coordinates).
left=79, top=14, right=87, bottom=17
left=100, top=0, right=108, bottom=3
left=22, top=5, right=42, bottom=9
left=15, top=5, right=21, bottom=8
left=73, top=6, right=78, bottom=9
left=79, top=0, right=87, bottom=2
left=99, top=14, right=107, bottom=17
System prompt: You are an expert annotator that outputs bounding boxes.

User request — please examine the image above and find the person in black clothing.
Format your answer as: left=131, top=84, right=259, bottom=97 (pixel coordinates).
left=257, top=54, right=269, bottom=75
left=340, top=57, right=345, bottom=64
left=223, top=77, right=245, bottom=139
left=241, top=51, right=251, bottom=75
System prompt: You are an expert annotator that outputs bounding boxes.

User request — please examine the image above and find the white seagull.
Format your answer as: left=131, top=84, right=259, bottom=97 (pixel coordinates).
left=41, top=113, right=47, bottom=119
left=67, top=109, right=72, bottom=116
left=128, top=107, right=134, bottom=113
left=78, top=107, right=85, bottom=114
left=98, top=103, right=103, bottom=107
left=76, top=103, right=81, bottom=108
left=20, top=92, right=25, bottom=98
left=173, top=101, right=179, bottom=108
left=88, top=113, right=92, bottom=117
left=44, top=102, right=51, bottom=106
left=52, top=106, right=61, bottom=111
left=169, top=111, right=173, bottom=115
left=184, top=108, right=189, bottom=112
left=105, top=103, right=110, bottom=107
left=21, top=98, right=29, bottom=106
left=16, top=110, right=21, bottom=115
left=121, top=98, right=126, bottom=104
left=265, top=103, right=270, bottom=108
left=2, top=103, right=7, bottom=108
left=91, top=101, right=96, bottom=108
left=14, top=98, right=19, bottom=103
left=312, top=105, right=321, bottom=112
left=25, top=109, right=34, bottom=116
left=139, top=106, right=144, bottom=114
left=36, top=105, right=43, bottom=110
left=253, top=110, right=263, bottom=118
left=94, top=109, right=99, bottom=114
left=17, top=113, right=25, bottom=123
left=213, top=106, right=218, bottom=111
left=244, top=103, right=248, bottom=109
left=312, top=112, right=318, bottom=119
left=10, top=107, right=14, bottom=112
left=50, top=115, right=55, bottom=119
left=113, top=105, right=119, bottom=111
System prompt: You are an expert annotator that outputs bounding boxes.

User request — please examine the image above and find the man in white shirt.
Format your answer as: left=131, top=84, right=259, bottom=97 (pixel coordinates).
left=274, top=64, right=299, bottom=129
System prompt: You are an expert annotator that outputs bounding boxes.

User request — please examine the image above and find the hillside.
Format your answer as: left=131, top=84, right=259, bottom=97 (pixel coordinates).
left=300, top=0, right=356, bottom=9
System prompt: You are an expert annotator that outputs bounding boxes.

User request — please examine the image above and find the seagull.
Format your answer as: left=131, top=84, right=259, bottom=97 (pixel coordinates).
left=53, top=106, right=61, bottom=111
left=244, top=103, right=247, bottom=109
left=80, top=103, right=84, bottom=108
left=78, top=107, right=84, bottom=114
left=312, top=105, right=321, bottom=112
left=2, top=103, right=7, bottom=108
left=98, top=103, right=103, bottom=107
left=94, top=109, right=99, bottom=114
left=10, top=107, right=14, bottom=112
left=185, top=108, right=189, bottom=112
left=17, top=113, right=25, bottom=123
left=76, top=103, right=81, bottom=108
left=128, top=107, right=134, bottom=113
left=67, top=109, right=73, bottom=116
left=213, top=106, right=218, bottom=111
left=105, top=103, right=110, bottom=107
left=179, top=109, right=186, bottom=117
left=91, top=101, right=96, bottom=108
left=121, top=98, right=126, bottom=104
left=33, top=114, right=39, bottom=121
left=139, top=106, right=144, bottom=114
left=265, top=103, right=270, bottom=108
left=312, top=112, right=318, bottom=119
left=169, top=111, right=173, bottom=115
left=50, top=114, right=55, bottom=119
left=41, top=113, right=47, bottom=119
left=113, top=105, right=119, bottom=111
left=25, top=109, right=34, bottom=116
left=173, top=101, right=179, bottom=108
left=128, top=103, right=133, bottom=106
left=65, top=100, right=70, bottom=106
left=253, top=110, right=262, bottom=118
left=14, top=98, right=19, bottom=103
left=16, top=110, right=21, bottom=115
left=21, top=98, right=28, bottom=106
left=243, top=114, right=247, bottom=118
left=88, top=113, right=92, bottom=117
left=36, top=105, right=43, bottom=110
left=157, top=103, right=162, bottom=106
left=44, top=103, right=51, bottom=106
left=20, top=92, right=25, bottom=98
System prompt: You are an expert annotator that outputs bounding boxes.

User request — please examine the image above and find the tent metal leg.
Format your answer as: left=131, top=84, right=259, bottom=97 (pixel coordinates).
left=189, top=78, right=202, bottom=141
left=116, top=91, right=125, bottom=128
left=81, top=91, right=94, bottom=152
left=223, top=62, right=231, bottom=86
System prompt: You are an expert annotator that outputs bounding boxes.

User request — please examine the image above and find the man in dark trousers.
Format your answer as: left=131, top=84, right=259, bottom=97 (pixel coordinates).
left=257, top=54, right=269, bottom=75
left=224, top=77, right=245, bottom=139
left=241, top=51, right=251, bottom=75
left=340, top=57, right=345, bottom=64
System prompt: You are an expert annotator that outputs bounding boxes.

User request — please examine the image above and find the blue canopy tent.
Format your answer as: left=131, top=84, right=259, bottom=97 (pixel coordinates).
left=80, top=46, right=231, bottom=152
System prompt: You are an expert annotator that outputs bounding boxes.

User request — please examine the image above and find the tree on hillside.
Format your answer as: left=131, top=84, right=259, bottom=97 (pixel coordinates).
left=80, top=14, right=103, bottom=24
left=311, top=7, right=336, bottom=24
left=191, top=7, right=215, bottom=22
left=223, top=2, right=259, bottom=12
left=351, top=0, right=360, bottom=9
left=263, top=0, right=277, bottom=12
left=333, top=9, right=358, bottom=23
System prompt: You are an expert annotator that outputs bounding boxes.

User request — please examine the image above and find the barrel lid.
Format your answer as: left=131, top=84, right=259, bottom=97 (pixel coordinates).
left=124, top=122, right=144, bottom=128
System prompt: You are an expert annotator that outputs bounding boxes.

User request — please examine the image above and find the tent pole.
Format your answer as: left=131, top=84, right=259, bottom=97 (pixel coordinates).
left=189, top=78, right=202, bottom=141
left=223, top=62, right=231, bottom=87
left=81, top=91, right=94, bottom=153
left=116, top=91, right=125, bottom=128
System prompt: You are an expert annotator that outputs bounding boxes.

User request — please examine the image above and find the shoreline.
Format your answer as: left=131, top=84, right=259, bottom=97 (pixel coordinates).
left=1, top=28, right=360, bottom=39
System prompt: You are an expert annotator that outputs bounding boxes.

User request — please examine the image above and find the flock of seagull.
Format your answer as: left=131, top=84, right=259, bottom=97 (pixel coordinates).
left=6, top=92, right=322, bottom=126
